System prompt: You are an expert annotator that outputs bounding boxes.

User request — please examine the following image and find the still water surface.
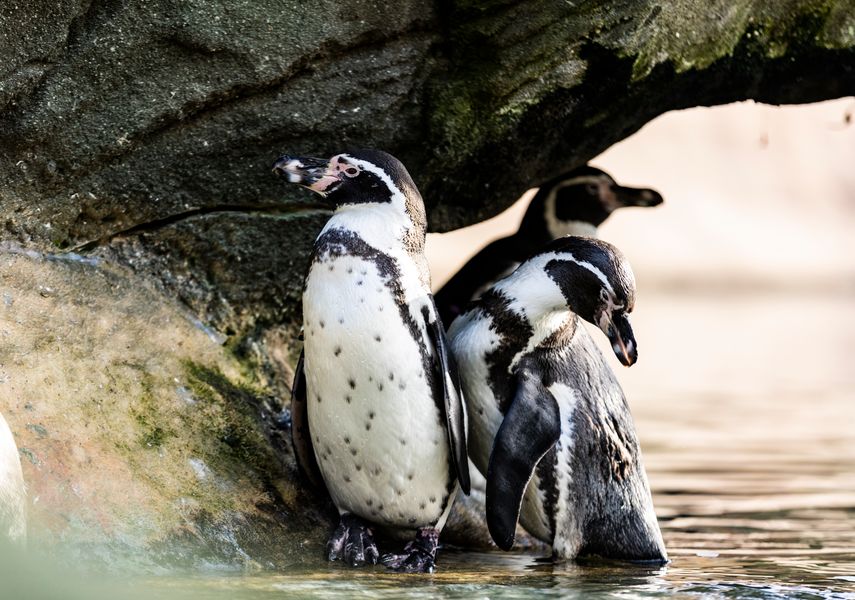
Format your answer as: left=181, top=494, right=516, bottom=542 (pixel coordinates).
left=120, top=291, right=855, bottom=598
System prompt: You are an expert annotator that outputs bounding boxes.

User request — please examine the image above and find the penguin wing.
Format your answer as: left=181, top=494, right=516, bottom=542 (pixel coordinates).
left=424, top=301, right=471, bottom=495
left=291, top=350, right=325, bottom=489
left=486, top=367, right=561, bottom=551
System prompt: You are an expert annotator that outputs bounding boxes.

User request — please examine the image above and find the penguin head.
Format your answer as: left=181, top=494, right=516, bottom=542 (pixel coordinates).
left=272, top=149, right=423, bottom=209
left=540, top=237, right=638, bottom=366
left=519, top=166, right=663, bottom=240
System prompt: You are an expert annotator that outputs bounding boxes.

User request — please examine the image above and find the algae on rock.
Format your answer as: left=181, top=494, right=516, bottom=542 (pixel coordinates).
left=0, top=249, right=328, bottom=570
left=0, top=0, right=853, bottom=569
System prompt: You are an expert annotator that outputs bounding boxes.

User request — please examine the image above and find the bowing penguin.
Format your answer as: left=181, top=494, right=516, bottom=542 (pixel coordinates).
left=273, top=149, right=470, bottom=573
left=435, top=166, right=662, bottom=325
left=447, top=236, right=667, bottom=562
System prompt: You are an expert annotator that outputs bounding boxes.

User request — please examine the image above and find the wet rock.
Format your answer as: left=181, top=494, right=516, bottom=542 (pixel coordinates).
left=0, top=249, right=329, bottom=570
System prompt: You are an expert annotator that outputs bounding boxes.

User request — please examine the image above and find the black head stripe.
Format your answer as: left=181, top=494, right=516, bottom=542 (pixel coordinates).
left=552, top=184, right=611, bottom=225
left=330, top=149, right=427, bottom=234
left=342, top=149, right=421, bottom=204
left=544, top=259, right=601, bottom=322
left=520, top=166, right=616, bottom=235
left=331, top=169, right=395, bottom=205
left=539, top=237, right=636, bottom=316
left=345, top=149, right=413, bottom=184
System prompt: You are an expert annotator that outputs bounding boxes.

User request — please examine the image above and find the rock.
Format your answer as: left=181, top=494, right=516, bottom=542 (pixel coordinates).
left=2, top=1, right=853, bottom=338
left=0, top=248, right=329, bottom=570
left=0, top=1, right=853, bottom=568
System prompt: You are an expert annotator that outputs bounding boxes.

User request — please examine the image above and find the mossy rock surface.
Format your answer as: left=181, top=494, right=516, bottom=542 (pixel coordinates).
left=1, top=0, right=853, bottom=338
left=0, top=0, right=853, bottom=570
left=0, top=249, right=328, bottom=570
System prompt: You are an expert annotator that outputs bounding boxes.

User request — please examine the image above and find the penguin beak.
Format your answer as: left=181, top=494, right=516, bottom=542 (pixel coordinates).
left=272, top=154, right=340, bottom=196
left=613, top=185, right=663, bottom=208
left=601, top=312, right=638, bottom=367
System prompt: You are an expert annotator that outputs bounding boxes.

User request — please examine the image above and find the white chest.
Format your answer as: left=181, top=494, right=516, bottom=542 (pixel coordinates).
left=302, top=251, right=454, bottom=529
left=449, top=312, right=582, bottom=546
left=448, top=311, right=503, bottom=476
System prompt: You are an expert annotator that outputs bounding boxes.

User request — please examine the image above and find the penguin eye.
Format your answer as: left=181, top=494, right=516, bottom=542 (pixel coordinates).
left=585, top=183, right=599, bottom=195
left=599, top=288, right=610, bottom=303
left=343, top=166, right=360, bottom=178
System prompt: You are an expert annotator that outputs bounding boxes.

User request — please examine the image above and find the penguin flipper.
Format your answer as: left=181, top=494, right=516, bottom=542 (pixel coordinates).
left=424, top=302, right=471, bottom=495
left=291, top=350, right=325, bottom=489
left=486, top=367, right=561, bottom=551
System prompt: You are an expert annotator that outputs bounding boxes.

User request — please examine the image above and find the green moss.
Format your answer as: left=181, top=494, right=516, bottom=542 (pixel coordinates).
left=621, top=0, right=842, bottom=79
left=819, top=1, right=855, bottom=47
left=139, top=426, right=168, bottom=448
left=770, top=1, right=839, bottom=52
left=625, top=3, right=754, bottom=79
left=129, top=371, right=175, bottom=450
left=181, top=361, right=275, bottom=473
left=103, top=358, right=284, bottom=519
left=222, top=334, right=264, bottom=386
left=428, top=0, right=851, bottom=178
left=25, top=423, right=48, bottom=438
left=183, top=361, right=267, bottom=403
left=18, top=447, right=41, bottom=466
left=428, top=3, right=597, bottom=164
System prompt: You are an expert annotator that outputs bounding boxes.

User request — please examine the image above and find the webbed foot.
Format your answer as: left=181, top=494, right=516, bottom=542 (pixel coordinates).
left=326, top=513, right=379, bottom=567
left=380, top=527, right=439, bottom=573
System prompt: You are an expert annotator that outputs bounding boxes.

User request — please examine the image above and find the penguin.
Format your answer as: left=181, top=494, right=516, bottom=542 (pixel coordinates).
left=0, top=412, right=26, bottom=546
left=435, top=166, right=662, bottom=325
left=447, top=236, right=667, bottom=562
left=273, top=149, right=470, bottom=573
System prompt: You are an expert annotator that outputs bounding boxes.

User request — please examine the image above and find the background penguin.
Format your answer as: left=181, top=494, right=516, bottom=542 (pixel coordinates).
left=0, top=412, right=26, bottom=546
left=447, top=236, right=667, bottom=562
left=273, top=149, right=470, bottom=573
left=435, top=166, right=663, bottom=325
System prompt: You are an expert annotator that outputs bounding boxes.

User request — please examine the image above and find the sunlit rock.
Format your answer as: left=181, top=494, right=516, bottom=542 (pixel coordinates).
left=0, top=249, right=326, bottom=570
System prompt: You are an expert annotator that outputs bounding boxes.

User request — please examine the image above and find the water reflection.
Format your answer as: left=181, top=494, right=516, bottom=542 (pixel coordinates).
left=142, top=551, right=854, bottom=599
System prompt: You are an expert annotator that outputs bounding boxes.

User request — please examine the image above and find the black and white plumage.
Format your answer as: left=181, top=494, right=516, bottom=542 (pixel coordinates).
left=447, top=236, right=667, bottom=562
left=273, top=149, right=470, bottom=573
left=435, top=166, right=663, bottom=325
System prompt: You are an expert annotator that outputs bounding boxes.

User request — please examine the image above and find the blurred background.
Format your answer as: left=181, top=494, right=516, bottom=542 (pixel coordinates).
left=428, top=98, right=855, bottom=290
left=427, top=97, right=855, bottom=581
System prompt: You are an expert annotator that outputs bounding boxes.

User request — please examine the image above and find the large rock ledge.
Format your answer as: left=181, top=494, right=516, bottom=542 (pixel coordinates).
left=1, top=1, right=853, bottom=339
left=0, top=248, right=328, bottom=570
left=0, top=0, right=853, bottom=569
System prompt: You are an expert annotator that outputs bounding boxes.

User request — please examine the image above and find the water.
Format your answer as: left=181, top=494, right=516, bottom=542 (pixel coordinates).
left=133, top=289, right=854, bottom=598
left=8, top=291, right=855, bottom=598
left=135, top=549, right=854, bottom=599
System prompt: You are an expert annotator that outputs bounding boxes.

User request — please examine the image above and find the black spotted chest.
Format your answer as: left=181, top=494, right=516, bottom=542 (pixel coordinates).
left=302, top=251, right=452, bottom=528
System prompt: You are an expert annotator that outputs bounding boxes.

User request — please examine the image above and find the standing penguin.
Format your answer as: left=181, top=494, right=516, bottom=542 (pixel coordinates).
left=435, top=166, right=662, bottom=324
left=273, top=149, right=470, bottom=573
left=448, top=236, right=667, bottom=562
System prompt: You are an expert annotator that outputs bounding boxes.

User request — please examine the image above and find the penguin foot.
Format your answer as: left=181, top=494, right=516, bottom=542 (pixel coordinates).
left=326, top=513, right=379, bottom=567
left=380, top=527, right=439, bottom=573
